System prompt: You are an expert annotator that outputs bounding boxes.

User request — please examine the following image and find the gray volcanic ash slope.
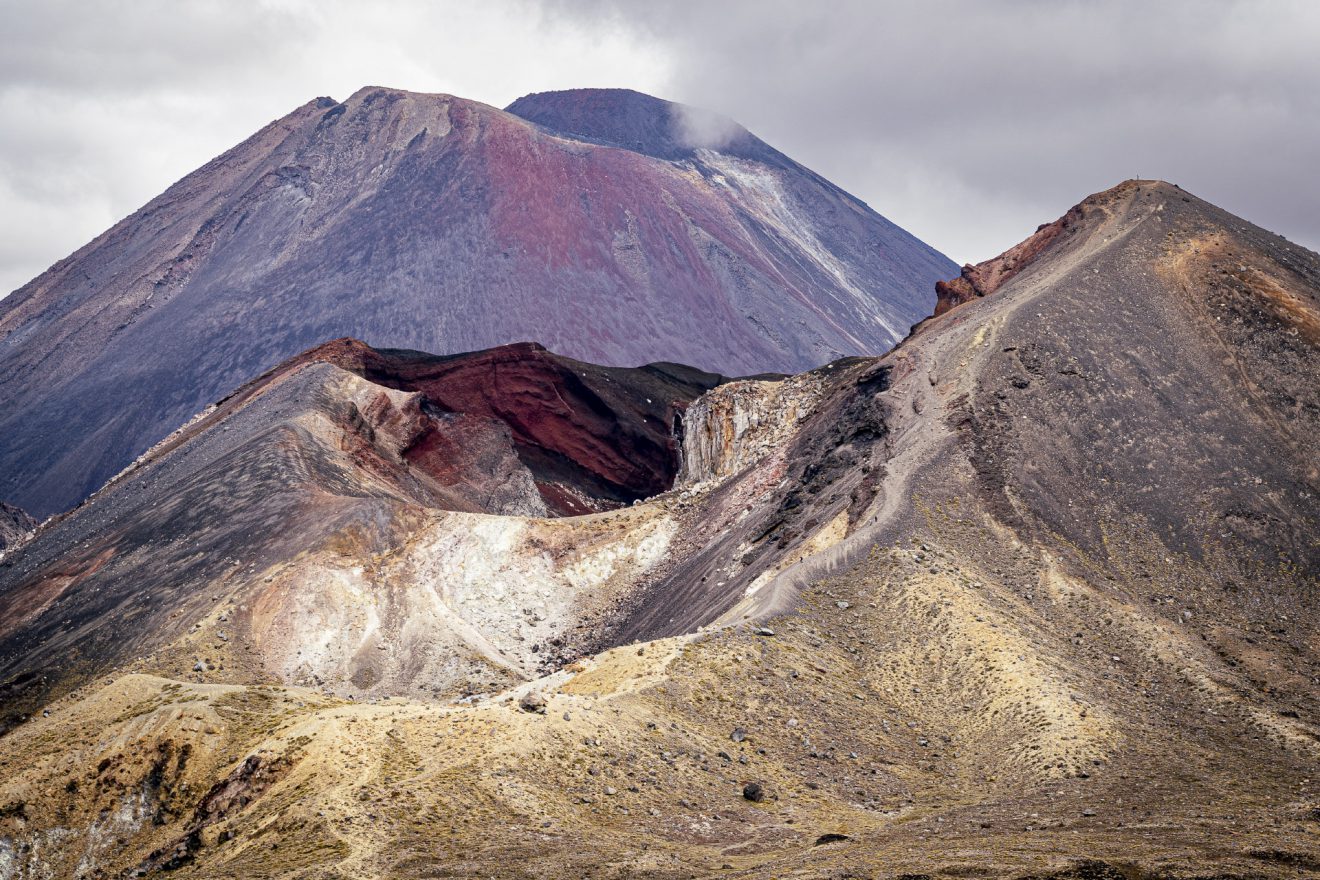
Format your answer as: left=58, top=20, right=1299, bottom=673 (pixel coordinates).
left=0, top=180, right=1316, bottom=878
left=0, top=85, right=953, bottom=519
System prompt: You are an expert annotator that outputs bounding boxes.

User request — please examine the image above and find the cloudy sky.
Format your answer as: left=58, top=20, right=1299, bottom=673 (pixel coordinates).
left=2, top=0, right=1317, bottom=296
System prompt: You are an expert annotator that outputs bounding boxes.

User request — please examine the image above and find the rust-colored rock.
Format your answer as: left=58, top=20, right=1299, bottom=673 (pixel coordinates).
left=244, top=337, right=727, bottom=514
left=934, top=194, right=1091, bottom=316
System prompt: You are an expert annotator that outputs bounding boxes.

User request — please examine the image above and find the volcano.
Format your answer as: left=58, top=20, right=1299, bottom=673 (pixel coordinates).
left=0, top=180, right=1316, bottom=877
left=0, top=86, right=952, bottom=518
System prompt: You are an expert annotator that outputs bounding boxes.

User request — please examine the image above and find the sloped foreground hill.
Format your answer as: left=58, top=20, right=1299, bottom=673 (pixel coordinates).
left=0, top=181, right=1316, bottom=878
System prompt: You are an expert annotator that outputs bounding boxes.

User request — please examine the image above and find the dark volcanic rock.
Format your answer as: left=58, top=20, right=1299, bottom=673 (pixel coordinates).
left=0, top=85, right=954, bottom=517
left=0, top=502, right=35, bottom=553
left=518, top=692, right=547, bottom=714
left=927, top=180, right=1320, bottom=573
left=508, top=88, right=775, bottom=164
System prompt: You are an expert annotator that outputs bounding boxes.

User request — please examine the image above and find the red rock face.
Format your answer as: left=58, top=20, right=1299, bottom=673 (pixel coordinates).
left=242, top=338, right=726, bottom=514
left=934, top=204, right=1082, bottom=316
left=0, top=335, right=724, bottom=722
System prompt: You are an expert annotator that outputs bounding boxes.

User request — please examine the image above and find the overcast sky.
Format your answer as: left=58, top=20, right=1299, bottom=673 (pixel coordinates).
left=2, top=0, right=1317, bottom=296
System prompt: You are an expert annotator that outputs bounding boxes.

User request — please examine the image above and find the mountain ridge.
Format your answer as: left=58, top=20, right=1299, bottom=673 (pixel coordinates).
left=933, top=178, right=1320, bottom=322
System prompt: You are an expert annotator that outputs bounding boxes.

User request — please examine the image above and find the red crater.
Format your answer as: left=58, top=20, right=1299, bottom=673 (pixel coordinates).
left=271, top=338, right=727, bottom=515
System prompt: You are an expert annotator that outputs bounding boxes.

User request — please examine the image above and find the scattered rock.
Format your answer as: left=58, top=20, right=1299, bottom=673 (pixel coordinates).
left=730, top=727, right=747, bottom=743
left=518, top=692, right=547, bottom=714
left=814, top=832, right=850, bottom=845
left=743, top=781, right=766, bottom=802
left=754, top=627, right=775, bottom=637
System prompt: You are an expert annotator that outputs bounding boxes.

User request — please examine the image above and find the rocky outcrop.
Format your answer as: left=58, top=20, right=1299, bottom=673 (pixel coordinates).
left=677, top=371, right=827, bottom=487
left=0, top=338, right=722, bottom=719
left=0, top=502, right=35, bottom=555
left=934, top=196, right=1088, bottom=315
left=283, top=338, right=726, bottom=514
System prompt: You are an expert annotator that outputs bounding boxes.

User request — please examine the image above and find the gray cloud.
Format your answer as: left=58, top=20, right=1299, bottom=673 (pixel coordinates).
left=669, top=103, right=743, bottom=150
left=2, top=0, right=1316, bottom=296
left=549, top=0, right=1320, bottom=265
left=0, top=0, right=671, bottom=295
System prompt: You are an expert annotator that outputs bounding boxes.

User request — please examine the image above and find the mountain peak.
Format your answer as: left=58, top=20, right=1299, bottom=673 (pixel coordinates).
left=1077, top=177, right=1185, bottom=207
left=341, top=84, right=461, bottom=105
left=505, top=87, right=768, bottom=162
left=934, top=179, right=1201, bottom=316
left=313, top=86, right=510, bottom=129
left=0, top=84, right=953, bottom=517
